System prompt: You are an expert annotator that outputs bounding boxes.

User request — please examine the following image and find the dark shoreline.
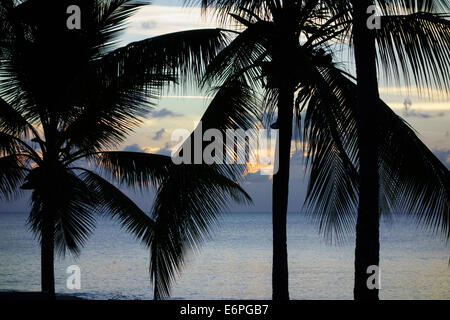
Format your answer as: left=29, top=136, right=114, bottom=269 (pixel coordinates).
left=0, top=292, right=84, bottom=300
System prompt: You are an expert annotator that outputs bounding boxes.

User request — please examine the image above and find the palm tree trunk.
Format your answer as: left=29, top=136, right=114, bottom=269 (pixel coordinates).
left=272, top=86, right=294, bottom=300
left=41, top=210, right=55, bottom=299
left=351, top=0, right=380, bottom=300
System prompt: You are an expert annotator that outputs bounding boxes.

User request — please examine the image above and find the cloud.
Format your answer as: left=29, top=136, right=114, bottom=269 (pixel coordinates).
left=150, top=108, right=183, bottom=118
left=123, top=5, right=218, bottom=40
left=379, top=86, right=449, bottom=99
left=433, top=148, right=450, bottom=169
left=152, top=128, right=166, bottom=141
left=156, top=143, right=173, bottom=156
left=403, top=110, right=445, bottom=119
left=123, top=144, right=145, bottom=153
left=402, top=98, right=446, bottom=118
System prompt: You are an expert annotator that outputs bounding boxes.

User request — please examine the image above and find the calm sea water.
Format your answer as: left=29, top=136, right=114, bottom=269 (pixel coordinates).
left=0, top=212, right=448, bottom=300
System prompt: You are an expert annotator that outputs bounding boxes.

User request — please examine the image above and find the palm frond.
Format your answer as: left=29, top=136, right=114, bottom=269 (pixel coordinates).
left=300, top=63, right=359, bottom=244
left=305, top=62, right=450, bottom=242
left=150, top=163, right=251, bottom=299
left=375, top=11, right=450, bottom=96
left=27, top=169, right=97, bottom=256
left=79, top=169, right=155, bottom=246
left=0, top=95, right=38, bottom=139
left=377, top=0, right=450, bottom=15
left=0, top=155, right=27, bottom=201
left=201, top=21, right=271, bottom=89
left=95, top=151, right=174, bottom=189
left=94, top=0, right=147, bottom=54
left=377, top=100, right=450, bottom=240
left=202, top=79, right=260, bottom=131
left=0, top=130, right=41, bottom=165
left=60, top=85, right=154, bottom=153
left=96, top=28, right=229, bottom=89
left=0, top=131, right=20, bottom=156
left=185, top=78, right=261, bottom=179
left=185, top=0, right=269, bottom=25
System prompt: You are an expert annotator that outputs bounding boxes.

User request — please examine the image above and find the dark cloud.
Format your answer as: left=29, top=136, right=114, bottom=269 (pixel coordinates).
left=403, top=110, right=445, bottom=118
left=123, top=144, right=145, bottom=153
left=152, top=128, right=166, bottom=141
left=150, top=108, right=182, bottom=118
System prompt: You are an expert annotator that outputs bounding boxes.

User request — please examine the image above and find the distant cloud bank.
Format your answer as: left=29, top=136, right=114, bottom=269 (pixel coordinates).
left=150, top=108, right=183, bottom=118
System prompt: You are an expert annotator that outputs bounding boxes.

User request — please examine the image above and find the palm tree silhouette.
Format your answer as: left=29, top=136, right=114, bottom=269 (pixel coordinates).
left=345, top=0, right=450, bottom=299
left=189, top=0, right=450, bottom=300
left=0, top=0, right=250, bottom=299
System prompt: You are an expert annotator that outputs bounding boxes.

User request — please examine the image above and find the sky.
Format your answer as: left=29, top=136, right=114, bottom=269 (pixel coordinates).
left=1, top=1, right=449, bottom=213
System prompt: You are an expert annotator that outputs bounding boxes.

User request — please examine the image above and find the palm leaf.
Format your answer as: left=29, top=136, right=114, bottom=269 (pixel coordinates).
left=303, top=62, right=450, bottom=241
left=375, top=11, right=450, bottom=95
left=377, top=0, right=450, bottom=14
left=79, top=169, right=155, bottom=246
left=96, top=28, right=229, bottom=89
left=377, top=100, right=450, bottom=240
left=300, top=62, right=359, bottom=244
left=95, top=151, right=174, bottom=189
left=0, top=155, right=27, bottom=201
left=201, top=21, right=271, bottom=89
left=93, top=0, right=146, bottom=54
left=150, top=163, right=251, bottom=299
left=0, top=95, right=36, bottom=138
left=27, top=169, right=97, bottom=256
left=184, top=78, right=261, bottom=179
left=185, top=0, right=269, bottom=25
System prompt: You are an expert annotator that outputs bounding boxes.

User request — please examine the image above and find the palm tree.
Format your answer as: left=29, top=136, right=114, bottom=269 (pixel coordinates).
left=337, top=0, right=450, bottom=299
left=188, top=0, right=450, bottom=300
left=0, top=0, right=251, bottom=299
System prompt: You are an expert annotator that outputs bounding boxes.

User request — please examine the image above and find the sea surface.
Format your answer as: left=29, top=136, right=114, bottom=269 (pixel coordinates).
left=0, top=212, right=448, bottom=300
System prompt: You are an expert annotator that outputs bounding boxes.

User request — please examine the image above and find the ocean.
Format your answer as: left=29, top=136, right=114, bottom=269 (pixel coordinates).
left=0, top=212, right=448, bottom=300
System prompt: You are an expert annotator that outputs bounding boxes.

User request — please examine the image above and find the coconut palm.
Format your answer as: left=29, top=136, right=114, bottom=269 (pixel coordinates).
left=0, top=0, right=251, bottom=299
left=188, top=0, right=450, bottom=300
left=347, top=0, right=450, bottom=299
